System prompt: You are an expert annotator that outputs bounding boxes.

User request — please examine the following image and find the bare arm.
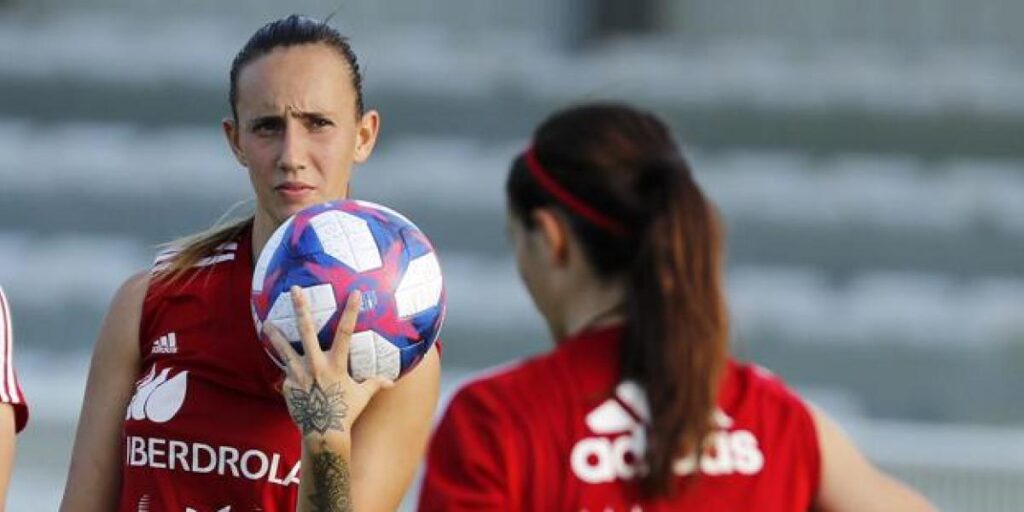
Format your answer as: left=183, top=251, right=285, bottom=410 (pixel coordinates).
left=349, top=343, right=440, bottom=511
left=0, top=404, right=14, bottom=507
left=60, top=273, right=148, bottom=511
left=812, top=407, right=935, bottom=512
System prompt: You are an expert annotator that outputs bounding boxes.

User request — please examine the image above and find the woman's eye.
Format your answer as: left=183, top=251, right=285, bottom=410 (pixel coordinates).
left=310, top=118, right=333, bottom=129
left=252, top=120, right=282, bottom=134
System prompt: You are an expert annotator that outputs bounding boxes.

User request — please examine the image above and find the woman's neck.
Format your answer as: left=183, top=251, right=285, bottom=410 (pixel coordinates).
left=251, top=208, right=278, bottom=263
left=557, top=279, right=627, bottom=341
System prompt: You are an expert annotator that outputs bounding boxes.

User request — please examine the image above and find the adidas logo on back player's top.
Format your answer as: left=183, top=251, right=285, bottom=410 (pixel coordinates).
left=570, top=380, right=765, bottom=484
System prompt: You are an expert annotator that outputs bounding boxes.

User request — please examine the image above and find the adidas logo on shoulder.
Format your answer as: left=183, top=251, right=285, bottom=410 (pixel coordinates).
left=151, top=333, right=178, bottom=355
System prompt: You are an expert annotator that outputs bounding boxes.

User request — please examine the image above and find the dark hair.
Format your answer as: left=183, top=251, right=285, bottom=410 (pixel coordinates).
left=228, top=14, right=365, bottom=120
left=156, top=15, right=365, bottom=283
left=507, top=103, right=729, bottom=496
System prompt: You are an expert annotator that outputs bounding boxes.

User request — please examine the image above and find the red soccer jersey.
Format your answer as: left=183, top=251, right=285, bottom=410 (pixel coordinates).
left=0, top=285, right=28, bottom=433
left=420, top=326, right=820, bottom=511
left=120, top=230, right=302, bottom=512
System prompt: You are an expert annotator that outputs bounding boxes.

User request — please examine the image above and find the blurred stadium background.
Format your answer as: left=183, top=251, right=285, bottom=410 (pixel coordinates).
left=1, top=0, right=1022, bottom=509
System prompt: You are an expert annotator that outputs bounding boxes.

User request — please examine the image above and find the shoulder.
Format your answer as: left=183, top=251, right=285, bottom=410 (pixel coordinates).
left=726, top=360, right=810, bottom=412
left=110, top=271, right=152, bottom=317
left=447, top=352, right=565, bottom=416
left=430, top=356, right=559, bottom=451
left=723, top=360, right=820, bottom=462
left=92, top=271, right=151, bottom=361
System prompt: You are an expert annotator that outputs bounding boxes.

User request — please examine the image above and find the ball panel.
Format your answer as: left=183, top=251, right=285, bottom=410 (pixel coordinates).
left=372, top=333, right=401, bottom=380
left=265, top=283, right=338, bottom=345
left=310, top=210, right=383, bottom=272
left=395, top=252, right=444, bottom=318
left=348, top=330, right=401, bottom=382
left=252, top=217, right=294, bottom=293
left=354, top=199, right=414, bottom=226
left=348, top=331, right=376, bottom=382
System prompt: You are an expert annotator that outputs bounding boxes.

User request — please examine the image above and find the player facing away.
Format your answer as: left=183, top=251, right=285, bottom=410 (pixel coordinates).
left=0, top=285, right=29, bottom=507
left=418, top=103, right=935, bottom=511
left=60, top=15, right=441, bottom=512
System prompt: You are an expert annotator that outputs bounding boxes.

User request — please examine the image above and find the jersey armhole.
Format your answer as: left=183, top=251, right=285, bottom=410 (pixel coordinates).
left=0, top=287, right=29, bottom=433
left=745, top=363, right=824, bottom=506
left=136, top=271, right=161, bottom=356
left=794, top=395, right=824, bottom=505
left=7, top=400, right=28, bottom=433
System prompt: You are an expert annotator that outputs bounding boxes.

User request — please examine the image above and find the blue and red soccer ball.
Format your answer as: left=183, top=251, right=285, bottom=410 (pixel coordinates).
left=251, top=200, right=445, bottom=381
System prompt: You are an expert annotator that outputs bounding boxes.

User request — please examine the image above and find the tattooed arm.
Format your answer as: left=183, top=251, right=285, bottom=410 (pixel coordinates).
left=306, top=442, right=353, bottom=511
left=266, top=287, right=393, bottom=512
left=289, top=382, right=356, bottom=512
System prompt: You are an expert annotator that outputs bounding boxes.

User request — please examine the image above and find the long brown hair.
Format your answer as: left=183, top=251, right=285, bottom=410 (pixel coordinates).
left=154, top=15, right=366, bottom=282
left=506, top=103, right=729, bottom=496
left=152, top=216, right=254, bottom=283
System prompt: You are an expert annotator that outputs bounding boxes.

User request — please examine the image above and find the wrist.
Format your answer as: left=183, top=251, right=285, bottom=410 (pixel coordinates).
left=303, top=430, right=352, bottom=455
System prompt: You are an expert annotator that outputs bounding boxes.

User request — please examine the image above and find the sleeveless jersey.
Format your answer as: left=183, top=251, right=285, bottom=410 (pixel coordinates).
left=419, top=326, right=821, bottom=511
left=120, top=230, right=302, bottom=512
left=0, top=285, right=29, bottom=433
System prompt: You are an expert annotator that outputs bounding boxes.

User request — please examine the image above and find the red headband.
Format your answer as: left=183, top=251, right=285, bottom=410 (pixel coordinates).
left=523, top=146, right=629, bottom=237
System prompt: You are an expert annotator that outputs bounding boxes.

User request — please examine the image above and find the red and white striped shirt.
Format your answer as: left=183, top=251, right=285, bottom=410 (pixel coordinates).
left=0, top=285, right=29, bottom=433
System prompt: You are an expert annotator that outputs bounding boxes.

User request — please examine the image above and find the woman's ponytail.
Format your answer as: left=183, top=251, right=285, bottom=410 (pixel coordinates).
left=624, top=163, right=729, bottom=496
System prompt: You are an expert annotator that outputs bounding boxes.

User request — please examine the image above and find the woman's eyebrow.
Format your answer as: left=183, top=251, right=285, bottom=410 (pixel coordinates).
left=247, top=114, right=282, bottom=128
left=288, top=110, right=334, bottom=121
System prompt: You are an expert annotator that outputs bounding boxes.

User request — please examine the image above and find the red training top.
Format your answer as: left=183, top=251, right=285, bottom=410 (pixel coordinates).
left=0, top=285, right=28, bottom=433
left=420, top=326, right=820, bottom=511
left=119, top=230, right=301, bottom=512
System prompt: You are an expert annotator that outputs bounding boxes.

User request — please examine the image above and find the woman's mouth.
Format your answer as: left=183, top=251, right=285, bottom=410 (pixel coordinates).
left=275, top=182, right=316, bottom=202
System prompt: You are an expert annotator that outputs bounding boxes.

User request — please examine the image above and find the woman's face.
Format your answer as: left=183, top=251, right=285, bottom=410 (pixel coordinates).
left=507, top=210, right=559, bottom=330
left=224, top=43, right=379, bottom=224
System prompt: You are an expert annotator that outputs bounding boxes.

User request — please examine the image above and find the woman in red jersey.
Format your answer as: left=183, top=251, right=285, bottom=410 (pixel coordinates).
left=419, top=103, right=934, bottom=511
left=61, top=15, right=440, bottom=511
left=0, top=285, right=29, bottom=507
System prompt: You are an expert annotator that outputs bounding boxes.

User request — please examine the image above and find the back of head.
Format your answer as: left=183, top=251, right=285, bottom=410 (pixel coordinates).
left=506, top=103, right=730, bottom=496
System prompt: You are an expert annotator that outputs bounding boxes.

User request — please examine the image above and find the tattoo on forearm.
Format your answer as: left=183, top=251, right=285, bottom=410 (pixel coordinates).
left=287, top=381, right=348, bottom=435
left=309, top=448, right=352, bottom=512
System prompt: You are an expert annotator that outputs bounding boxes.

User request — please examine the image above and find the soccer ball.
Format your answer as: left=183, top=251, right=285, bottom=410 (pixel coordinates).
left=251, top=200, right=445, bottom=381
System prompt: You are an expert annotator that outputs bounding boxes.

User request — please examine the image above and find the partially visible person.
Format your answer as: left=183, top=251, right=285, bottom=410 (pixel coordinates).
left=419, top=103, right=935, bottom=511
left=0, top=285, right=29, bottom=507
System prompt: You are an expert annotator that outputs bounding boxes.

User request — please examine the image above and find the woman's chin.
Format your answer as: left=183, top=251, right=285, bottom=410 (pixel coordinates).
left=275, top=198, right=323, bottom=219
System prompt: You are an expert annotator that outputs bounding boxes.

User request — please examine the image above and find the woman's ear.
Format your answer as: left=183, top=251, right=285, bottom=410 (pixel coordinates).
left=353, top=109, right=381, bottom=163
left=532, top=209, right=569, bottom=266
left=222, top=117, right=247, bottom=167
